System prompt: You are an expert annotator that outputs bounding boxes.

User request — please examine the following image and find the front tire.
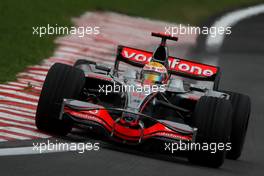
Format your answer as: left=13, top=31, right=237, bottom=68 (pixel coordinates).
left=35, top=63, right=85, bottom=135
left=188, top=96, right=232, bottom=167
left=224, top=91, right=251, bottom=160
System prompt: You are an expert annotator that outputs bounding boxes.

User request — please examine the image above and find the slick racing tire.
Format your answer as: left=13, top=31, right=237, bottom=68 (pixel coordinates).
left=188, top=96, right=232, bottom=168
left=35, top=63, right=85, bottom=135
left=224, top=91, right=251, bottom=160
left=74, top=59, right=96, bottom=67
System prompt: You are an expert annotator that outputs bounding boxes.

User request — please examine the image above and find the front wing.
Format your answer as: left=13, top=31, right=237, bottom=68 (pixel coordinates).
left=60, top=99, right=196, bottom=144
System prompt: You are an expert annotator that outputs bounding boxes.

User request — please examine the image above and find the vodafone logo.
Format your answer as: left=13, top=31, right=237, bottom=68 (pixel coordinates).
left=122, top=48, right=152, bottom=64
left=168, top=58, right=216, bottom=76
left=121, top=47, right=217, bottom=77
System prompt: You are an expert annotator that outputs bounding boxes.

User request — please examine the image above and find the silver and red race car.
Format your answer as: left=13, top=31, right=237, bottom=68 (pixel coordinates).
left=35, top=33, right=251, bottom=167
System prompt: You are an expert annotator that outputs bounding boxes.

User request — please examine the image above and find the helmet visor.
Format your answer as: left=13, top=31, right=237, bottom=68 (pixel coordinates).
left=143, top=71, right=163, bottom=83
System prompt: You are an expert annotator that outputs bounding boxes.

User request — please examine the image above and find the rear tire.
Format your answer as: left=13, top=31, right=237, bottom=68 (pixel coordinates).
left=35, top=63, right=85, bottom=135
left=188, top=96, right=232, bottom=167
left=224, top=91, right=251, bottom=160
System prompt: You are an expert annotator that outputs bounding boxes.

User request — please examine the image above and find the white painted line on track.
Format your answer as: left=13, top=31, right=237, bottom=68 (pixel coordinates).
left=17, top=73, right=46, bottom=81
left=0, top=95, right=38, bottom=106
left=17, top=78, right=43, bottom=86
left=0, top=104, right=36, bottom=115
left=0, top=127, right=50, bottom=138
left=0, top=146, right=70, bottom=156
left=0, top=119, right=35, bottom=129
left=0, top=132, right=30, bottom=140
left=206, top=4, right=264, bottom=52
left=0, top=104, right=36, bottom=113
left=0, top=107, right=35, bottom=117
left=0, top=84, right=24, bottom=90
left=0, top=88, right=39, bottom=100
left=8, top=82, right=41, bottom=89
left=27, top=70, right=47, bottom=75
left=0, top=112, right=35, bottom=123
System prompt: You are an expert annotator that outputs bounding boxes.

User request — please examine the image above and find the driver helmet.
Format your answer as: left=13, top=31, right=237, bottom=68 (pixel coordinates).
left=141, top=61, right=168, bottom=84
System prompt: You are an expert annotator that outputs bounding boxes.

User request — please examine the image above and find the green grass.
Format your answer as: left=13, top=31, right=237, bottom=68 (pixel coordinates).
left=0, top=0, right=263, bottom=83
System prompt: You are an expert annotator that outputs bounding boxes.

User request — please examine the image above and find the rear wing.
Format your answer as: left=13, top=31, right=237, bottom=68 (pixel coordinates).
left=114, top=45, right=221, bottom=83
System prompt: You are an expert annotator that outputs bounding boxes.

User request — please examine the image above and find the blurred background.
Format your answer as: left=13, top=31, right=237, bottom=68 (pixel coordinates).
left=0, top=0, right=262, bottom=82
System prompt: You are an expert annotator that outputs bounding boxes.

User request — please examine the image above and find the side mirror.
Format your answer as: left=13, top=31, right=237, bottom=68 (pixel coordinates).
left=95, top=64, right=111, bottom=73
left=152, top=98, right=157, bottom=106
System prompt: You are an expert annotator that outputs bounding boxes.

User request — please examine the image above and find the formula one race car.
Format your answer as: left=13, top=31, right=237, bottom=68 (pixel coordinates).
left=35, top=32, right=251, bottom=167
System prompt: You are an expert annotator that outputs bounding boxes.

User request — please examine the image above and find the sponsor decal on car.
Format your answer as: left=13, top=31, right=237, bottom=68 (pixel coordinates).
left=121, top=47, right=218, bottom=77
left=156, top=132, right=192, bottom=141
left=66, top=110, right=105, bottom=125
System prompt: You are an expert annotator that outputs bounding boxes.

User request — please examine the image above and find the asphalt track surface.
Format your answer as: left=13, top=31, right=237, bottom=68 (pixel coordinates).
left=0, top=13, right=264, bottom=176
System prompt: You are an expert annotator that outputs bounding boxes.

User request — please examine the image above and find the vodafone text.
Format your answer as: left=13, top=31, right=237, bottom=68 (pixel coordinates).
left=122, top=49, right=217, bottom=77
